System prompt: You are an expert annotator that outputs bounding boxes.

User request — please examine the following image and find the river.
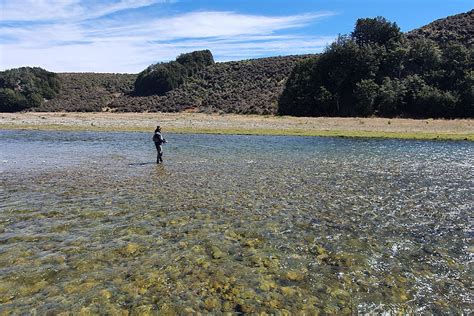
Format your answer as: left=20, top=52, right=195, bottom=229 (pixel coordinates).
left=0, top=130, right=472, bottom=314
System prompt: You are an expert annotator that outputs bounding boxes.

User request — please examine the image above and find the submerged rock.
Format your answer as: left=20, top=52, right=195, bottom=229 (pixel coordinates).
left=118, top=243, right=143, bottom=257
left=203, top=297, right=221, bottom=310
left=284, top=270, right=305, bottom=282
left=211, top=246, right=225, bottom=259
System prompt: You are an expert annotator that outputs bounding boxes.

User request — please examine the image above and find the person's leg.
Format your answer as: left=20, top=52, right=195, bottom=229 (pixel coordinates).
left=155, top=143, right=161, bottom=164
left=158, top=146, right=163, bottom=163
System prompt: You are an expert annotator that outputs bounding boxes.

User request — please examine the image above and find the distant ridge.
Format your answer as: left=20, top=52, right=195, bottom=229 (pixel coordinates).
left=407, top=9, right=473, bottom=47
left=4, top=10, right=472, bottom=116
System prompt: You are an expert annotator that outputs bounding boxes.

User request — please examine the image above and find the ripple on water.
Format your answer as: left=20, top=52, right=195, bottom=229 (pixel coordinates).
left=0, top=130, right=473, bottom=314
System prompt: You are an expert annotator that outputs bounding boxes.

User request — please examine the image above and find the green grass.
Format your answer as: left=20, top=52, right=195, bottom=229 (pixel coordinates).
left=1, top=123, right=472, bottom=141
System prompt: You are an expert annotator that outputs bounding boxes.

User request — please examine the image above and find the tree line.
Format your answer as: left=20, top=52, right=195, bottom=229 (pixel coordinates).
left=278, top=17, right=473, bottom=118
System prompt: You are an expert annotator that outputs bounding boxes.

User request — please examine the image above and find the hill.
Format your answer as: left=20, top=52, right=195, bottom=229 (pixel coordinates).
left=407, top=10, right=473, bottom=47
left=35, top=55, right=310, bottom=114
left=0, top=67, right=60, bottom=112
left=110, top=55, right=310, bottom=114
left=36, top=73, right=136, bottom=112
left=2, top=10, right=472, bottom=117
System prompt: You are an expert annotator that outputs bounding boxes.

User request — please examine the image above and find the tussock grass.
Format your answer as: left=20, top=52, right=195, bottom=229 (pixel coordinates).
left=2, top=112, right=473, bottom=141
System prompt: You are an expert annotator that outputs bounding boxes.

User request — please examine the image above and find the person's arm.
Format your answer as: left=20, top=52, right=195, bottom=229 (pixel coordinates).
left=161, top=134, right=167, bottom=143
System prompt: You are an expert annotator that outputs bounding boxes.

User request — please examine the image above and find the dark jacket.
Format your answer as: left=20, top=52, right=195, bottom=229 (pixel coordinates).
left=153, top=132, right=166, bottom=145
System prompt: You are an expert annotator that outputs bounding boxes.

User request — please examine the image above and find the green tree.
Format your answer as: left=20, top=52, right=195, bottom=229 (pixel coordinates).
left=176, top=50, right=214, bottom=77
left=278, top=57, right=317, bottom=116
left=406, top=38, right=442, bottom=76
left=278, top=15, right=472, bottom=118
left=315, top=86, right=337, bottom=116
left=0, top=88, right=28, bottom=112
left=354, top=79, right=379, bottom=116
left=437, top=43, right=472, bottom=90
left=352, top=16, right=402, bottom=46
left=455, top=69, right=474, bottom=117
left=376, top=77, right=406, bottom=117
left=379, top=38, right=409, bottom=79
left=306, top=36, right=381, bottom=116
left=0, top=67, right=60, bottom=112
left=134, top=62, right=187, bottom=96
left=402, top=75, right=457, bottom=118
left=134, top=50, right=215, bottom=96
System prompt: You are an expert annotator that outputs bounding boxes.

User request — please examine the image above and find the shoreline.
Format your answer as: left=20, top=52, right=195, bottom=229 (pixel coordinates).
left=1, top=112, right=473, bottom=141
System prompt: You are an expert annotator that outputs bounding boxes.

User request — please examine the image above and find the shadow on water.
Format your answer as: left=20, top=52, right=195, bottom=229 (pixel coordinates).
left=127, top=162, right=157, bottom=167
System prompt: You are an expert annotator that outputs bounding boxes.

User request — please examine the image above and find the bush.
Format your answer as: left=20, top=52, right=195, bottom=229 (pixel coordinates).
left=134, top=50, right=215, bottom=96
left=0, top=67, right=60, bottom=112
left=134, top=62, right=187, bottom=96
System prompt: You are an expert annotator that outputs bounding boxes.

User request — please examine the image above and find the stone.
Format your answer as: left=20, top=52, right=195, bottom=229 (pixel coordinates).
left=285, top=270, right=304, bottom=281
left=203, top=297, right=220, bottom=310
left=281, top=286, right=298, bottom=296
left=211, top=246, right=225, bottom=259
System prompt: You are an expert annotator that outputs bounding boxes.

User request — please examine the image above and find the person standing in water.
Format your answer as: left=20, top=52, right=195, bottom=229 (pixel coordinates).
left=153, top=125, right=167, bottom=164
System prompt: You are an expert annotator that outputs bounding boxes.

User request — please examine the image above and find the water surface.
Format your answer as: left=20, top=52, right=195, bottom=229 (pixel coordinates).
left=0, top=130, right=472, bottom=314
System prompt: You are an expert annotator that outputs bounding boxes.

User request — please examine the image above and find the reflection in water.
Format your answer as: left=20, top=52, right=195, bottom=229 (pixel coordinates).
left=0, top=130, right=472, bottom=314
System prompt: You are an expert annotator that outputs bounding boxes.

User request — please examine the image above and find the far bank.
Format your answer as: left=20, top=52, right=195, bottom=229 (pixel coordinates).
left=0, top=112, right=473, bottom=141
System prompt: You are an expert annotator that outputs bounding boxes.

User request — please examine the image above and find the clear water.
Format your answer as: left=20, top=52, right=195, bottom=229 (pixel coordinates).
left=0, top=130, right=472, bottom=314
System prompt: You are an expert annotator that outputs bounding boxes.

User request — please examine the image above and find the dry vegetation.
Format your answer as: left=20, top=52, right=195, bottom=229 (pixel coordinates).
left=34, top=55, right=311, bottom=114
left=407, top=9, right=473, bottom=47
left=1, top=112, right=472, bottom=140
left=36, top=73, right=137, bottom=112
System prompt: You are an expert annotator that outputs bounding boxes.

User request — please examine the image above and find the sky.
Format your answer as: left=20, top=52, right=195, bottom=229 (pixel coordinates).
left=0, top=0, right=472, bottom=73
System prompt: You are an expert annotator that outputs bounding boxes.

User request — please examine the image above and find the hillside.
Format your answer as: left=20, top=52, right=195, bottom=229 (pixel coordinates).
left=36, top=73, right=136, bottom=112
left=407, top=9, right=473, bottom=47
left=4, top=10, right=472, bottom=116
left=110, top=55, right=310, bottom=114
left=35, top=55, right=310, bottom=114
left=0, top=67, right=60, bottom=112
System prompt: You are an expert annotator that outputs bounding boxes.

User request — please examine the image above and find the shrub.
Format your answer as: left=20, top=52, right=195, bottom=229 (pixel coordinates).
left=134, top=50, right=215, bottom=96
left=0, top=67, right=60, bottom=112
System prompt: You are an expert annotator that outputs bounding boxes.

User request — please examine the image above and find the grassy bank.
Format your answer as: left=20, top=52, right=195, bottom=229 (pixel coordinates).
left=0, top=112, right=473, bottom=141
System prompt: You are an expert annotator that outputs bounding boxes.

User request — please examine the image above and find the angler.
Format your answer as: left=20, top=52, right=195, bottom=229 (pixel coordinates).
left=152, top=125, right=167, bottom=164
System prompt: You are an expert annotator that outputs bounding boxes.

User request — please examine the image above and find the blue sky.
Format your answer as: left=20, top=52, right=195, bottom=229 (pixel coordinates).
left=0, top=0, right=472, bottom=73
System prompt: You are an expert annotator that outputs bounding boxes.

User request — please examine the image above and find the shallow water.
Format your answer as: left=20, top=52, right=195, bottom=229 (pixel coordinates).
left=0, top=130, right=472, bottom=314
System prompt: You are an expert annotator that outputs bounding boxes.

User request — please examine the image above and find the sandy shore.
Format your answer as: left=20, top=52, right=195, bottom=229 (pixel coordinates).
left=1, top=112, right=473, bottom=140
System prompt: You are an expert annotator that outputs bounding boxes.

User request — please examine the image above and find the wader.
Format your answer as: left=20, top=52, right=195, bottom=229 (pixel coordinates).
left=153, top=132, right=166, bottom=164
left=155, top=143, right=163, bottom=163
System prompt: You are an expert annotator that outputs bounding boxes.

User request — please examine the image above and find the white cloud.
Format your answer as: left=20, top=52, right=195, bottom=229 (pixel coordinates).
left=0, top=4, right=336, bottom=73
left=1, top=35, right=335, bottom=73
left=0, top=0, right=165, bottom=22
left=147, top=11, right=330, bottom=39
left=85, top=0, right=159, bottom=20
left=81, top=10, right=334, bottom=42
left=1, top=24, right=85, bottom=48
left=0, top=0, right=81, bottom=21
